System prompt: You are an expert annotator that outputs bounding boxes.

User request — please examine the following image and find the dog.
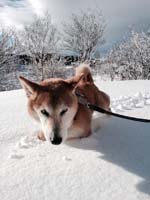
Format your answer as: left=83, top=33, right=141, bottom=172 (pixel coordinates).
left=19, top=64, right=110, bottom=145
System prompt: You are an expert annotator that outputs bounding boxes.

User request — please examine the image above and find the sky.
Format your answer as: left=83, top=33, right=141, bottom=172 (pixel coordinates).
left=0, top=0, right=150, bottom=52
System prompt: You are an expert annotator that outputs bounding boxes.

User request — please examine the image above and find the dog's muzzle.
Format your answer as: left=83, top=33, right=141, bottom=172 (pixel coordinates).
left=50, top=137, right=62, bottom=145
left=50, top=127, right=62, bottom=145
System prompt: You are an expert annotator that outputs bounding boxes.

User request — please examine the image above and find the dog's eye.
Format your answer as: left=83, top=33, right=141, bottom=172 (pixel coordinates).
left=60, top=108, right=68, bottom=116
left=41, top=109, right=49, bottom=117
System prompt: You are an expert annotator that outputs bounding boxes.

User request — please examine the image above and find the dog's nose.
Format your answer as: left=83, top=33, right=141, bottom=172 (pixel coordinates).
left=50, top=137, right=62, bottom=145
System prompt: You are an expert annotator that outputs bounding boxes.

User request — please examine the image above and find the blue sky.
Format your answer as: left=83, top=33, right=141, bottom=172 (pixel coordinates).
left=1, top=0, right=150, bottom=53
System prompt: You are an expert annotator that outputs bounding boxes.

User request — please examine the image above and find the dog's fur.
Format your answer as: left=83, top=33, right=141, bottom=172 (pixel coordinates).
left=19, top=64, right=110, bottom=145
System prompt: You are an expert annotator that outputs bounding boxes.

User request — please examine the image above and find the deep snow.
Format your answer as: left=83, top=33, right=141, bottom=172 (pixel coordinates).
left=0, top=80, right=150, bottom=200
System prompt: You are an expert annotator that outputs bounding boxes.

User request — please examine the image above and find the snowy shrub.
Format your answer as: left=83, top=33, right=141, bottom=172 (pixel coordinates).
left=107, top=31, right=150, bottom=80
left=0, top=28, right=19, bottom=91
left=62, top=9, right=105, bottom=62
left=17, top=12, right=60, bottom=81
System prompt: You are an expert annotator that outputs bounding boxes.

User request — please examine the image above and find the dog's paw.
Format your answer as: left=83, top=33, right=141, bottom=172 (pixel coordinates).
left=79, top=130, right=92, bottom=139
left=38, top=131, right=46, bottom=141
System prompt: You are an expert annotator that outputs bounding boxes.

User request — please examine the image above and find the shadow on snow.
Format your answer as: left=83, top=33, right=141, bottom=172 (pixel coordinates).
left=66, top=115, right=150, bottom=195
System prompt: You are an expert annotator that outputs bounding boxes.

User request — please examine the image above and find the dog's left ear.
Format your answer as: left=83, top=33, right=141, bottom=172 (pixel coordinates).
left=19, top=76, right=40, bottom=99
left=66, top=74, right=84, bottom=89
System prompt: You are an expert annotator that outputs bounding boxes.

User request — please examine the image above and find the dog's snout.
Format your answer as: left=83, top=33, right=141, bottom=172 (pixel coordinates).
left=50, top=137, right=62, bottom=145
left=53, top=127, right=59, bottom=135
left=50, top=126, right=62, bottom=145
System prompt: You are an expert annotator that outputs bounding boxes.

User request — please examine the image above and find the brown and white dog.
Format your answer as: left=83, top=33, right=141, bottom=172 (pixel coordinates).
left=19, top=64, right=110, bottom=145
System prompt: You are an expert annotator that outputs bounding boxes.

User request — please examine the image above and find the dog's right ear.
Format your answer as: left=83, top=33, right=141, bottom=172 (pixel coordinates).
left=19, top=76, right=39, bottom=99
left=66, top=74, right=84, bottom=89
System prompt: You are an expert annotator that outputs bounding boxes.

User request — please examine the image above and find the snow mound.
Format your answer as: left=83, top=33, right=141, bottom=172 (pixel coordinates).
left=111, top=92, right=150, bottom=112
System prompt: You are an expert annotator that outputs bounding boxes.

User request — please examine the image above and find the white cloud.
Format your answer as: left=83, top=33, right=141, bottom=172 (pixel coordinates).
left=0, top=1, right=34, bottom=29
left=0, top=0, right=150, bottom=44
left=0, top=0, right=49, bottom=29
left=0, top=8, right=31, bottom=29
left=27, top=0, right=46, bottom=16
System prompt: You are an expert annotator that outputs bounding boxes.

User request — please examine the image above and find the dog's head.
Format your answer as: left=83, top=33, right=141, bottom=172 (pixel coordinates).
left=19, top=75, right=83, bottom=145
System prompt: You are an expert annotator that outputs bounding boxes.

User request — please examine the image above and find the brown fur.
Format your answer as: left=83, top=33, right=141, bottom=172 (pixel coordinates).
left=66, top=64, right=110, bottom=139
left=19, top=64, right=110, bottom=142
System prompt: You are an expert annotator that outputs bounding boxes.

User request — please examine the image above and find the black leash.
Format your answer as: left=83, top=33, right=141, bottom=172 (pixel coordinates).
left=76, top=92, right=150, bottom=123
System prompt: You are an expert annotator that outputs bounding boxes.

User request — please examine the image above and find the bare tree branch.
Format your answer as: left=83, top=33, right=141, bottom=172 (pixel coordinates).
left=107, top=31, right=150, bottom=80
left=17, top=13, right=60, bottom=80
left=62, top=9, right=106, bottom=62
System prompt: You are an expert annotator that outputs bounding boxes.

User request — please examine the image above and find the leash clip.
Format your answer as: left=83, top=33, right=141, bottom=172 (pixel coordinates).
left=75, top=92, right=90, bottom=108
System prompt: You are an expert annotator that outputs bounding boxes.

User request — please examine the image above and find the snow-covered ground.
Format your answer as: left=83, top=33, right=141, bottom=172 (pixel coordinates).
left=0, top=80, right=150, bottom=200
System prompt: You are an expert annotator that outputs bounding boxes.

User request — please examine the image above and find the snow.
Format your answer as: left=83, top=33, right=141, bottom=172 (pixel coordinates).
left=0, top=80, right=150, bottom=200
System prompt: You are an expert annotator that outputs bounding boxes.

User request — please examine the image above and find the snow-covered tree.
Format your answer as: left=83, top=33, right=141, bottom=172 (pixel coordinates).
left=62, top=9, right=105, bottom=62
left=18, top=13, right=60, bottom=80
left=0, top=28, right=19, bottom=91
left=0, top=28, right=18, bottom=73
left=108, top=31, right=150, bottom=80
